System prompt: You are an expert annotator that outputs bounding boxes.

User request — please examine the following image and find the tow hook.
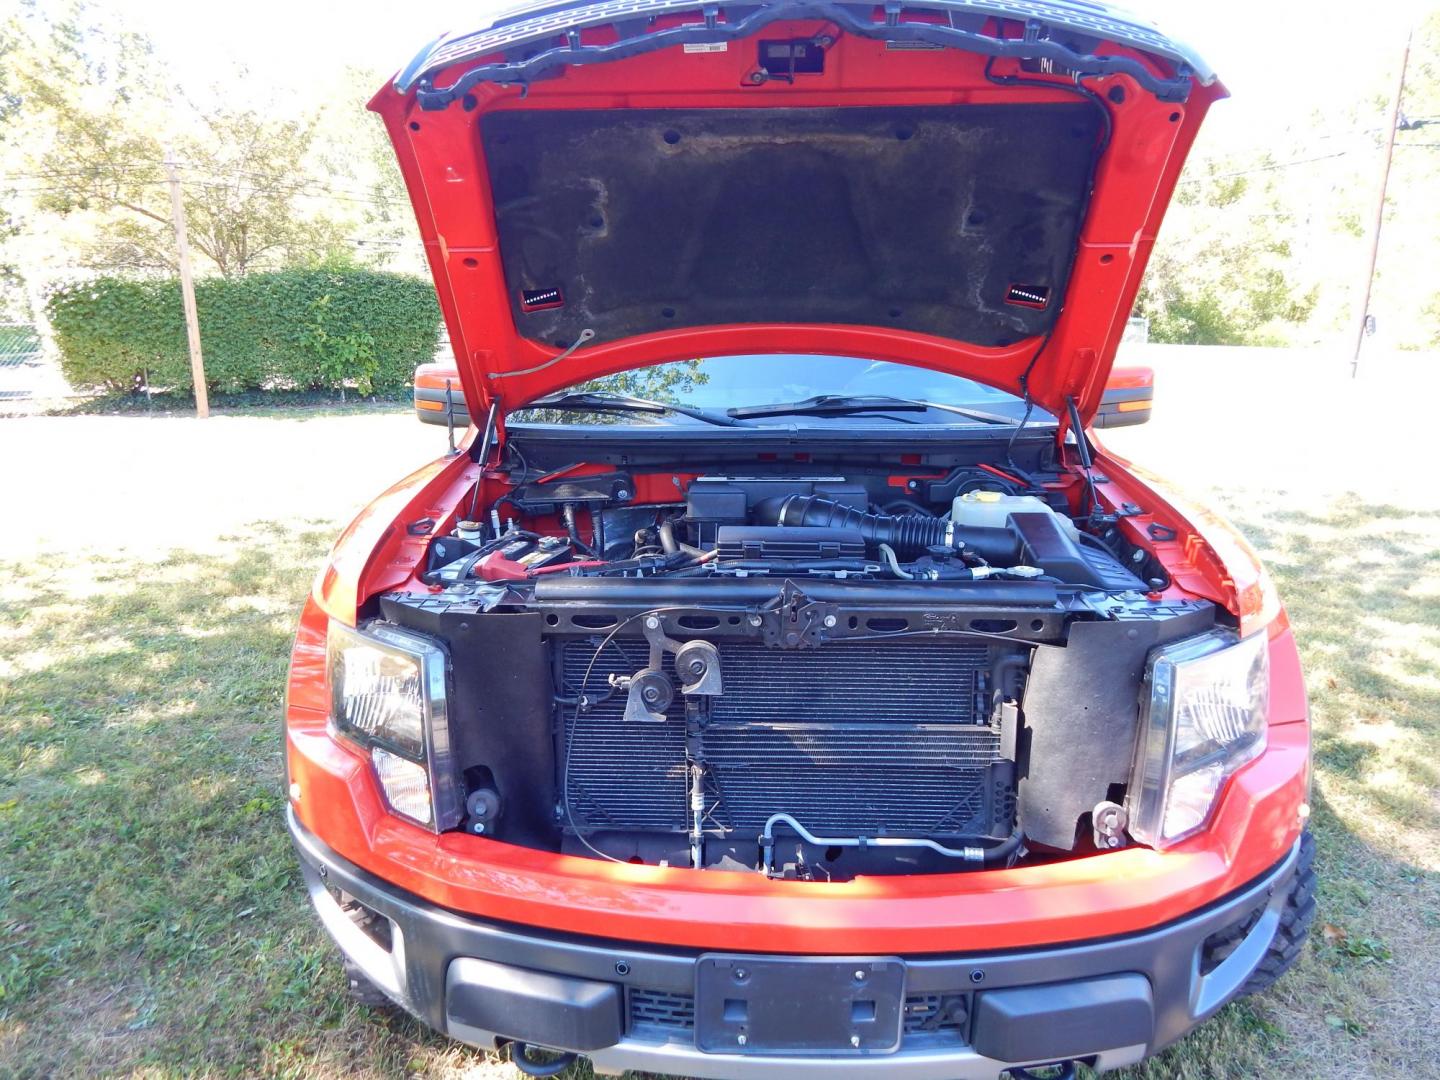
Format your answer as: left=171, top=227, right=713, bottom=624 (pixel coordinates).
left=506, top=1041, right=578, bottom=1077
left=1008, top=1063, right=1078, bottom=1080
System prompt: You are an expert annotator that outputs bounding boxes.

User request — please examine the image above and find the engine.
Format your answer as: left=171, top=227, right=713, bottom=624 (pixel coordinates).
left=427, top=472, right=1144, bottom=591
left=382, top=467, right=1207, bottom=878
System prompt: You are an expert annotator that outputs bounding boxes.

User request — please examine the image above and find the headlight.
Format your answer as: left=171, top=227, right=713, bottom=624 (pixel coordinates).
left=326, top=621, right=463, bottom=831
left=1126, top=629, right=1270, bottom=848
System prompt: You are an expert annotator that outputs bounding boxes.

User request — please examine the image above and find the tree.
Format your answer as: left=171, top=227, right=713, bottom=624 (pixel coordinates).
left=1134, top=165, right=1319, bottom=346
left=4, top=2, right=353, bottom=278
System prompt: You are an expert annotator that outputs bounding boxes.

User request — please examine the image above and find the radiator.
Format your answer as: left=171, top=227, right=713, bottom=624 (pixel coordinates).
left=559, top=637, right=1008, bottom=839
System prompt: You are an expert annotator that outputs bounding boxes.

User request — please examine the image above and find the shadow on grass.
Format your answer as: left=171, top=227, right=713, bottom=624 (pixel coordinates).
left=2, top=495, right=1437, bottom=1079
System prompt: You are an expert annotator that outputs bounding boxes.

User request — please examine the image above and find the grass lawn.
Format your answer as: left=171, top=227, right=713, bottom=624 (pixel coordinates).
left=2, top=488, right=1438, bottom=1078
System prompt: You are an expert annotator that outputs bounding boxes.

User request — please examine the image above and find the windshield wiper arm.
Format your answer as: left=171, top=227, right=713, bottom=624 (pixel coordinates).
left=727, top=394, right=927, bottom=421
left=526, top=391, right=753, bottom=428
left=904, top=399, right=1021, bottom=426
left=728, top=394, right=1015, bottom=424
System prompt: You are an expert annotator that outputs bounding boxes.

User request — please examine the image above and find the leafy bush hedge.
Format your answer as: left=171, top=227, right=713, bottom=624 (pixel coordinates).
left=47, top=269, right=441, bottom=395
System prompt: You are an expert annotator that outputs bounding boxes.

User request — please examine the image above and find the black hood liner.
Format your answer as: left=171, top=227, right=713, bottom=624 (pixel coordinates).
left=482, top=104, right=1101, bottom=349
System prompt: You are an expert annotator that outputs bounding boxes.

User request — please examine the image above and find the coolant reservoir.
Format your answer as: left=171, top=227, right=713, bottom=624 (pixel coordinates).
left=952, top=489, right=1079, bottom=539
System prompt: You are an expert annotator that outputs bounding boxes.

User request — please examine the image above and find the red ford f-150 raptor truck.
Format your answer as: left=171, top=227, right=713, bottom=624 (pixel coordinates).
left=285, top=3, right=1315, bottom=1076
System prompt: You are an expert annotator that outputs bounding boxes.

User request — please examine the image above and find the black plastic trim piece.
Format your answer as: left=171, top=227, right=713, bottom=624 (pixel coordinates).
left=447, top=957, right=623, bottom=1051
left=971, top=973, right=1151, bottom=1062
left=408, top=2, right=1194, bottom=109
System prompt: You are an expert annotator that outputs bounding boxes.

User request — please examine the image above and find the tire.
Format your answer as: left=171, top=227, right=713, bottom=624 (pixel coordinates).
left=343, top=957, right=395, bottom=1009
left=1236, top=830, right=1317, bottom=997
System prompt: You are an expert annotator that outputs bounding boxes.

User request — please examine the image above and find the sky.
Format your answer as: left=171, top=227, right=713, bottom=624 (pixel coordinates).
left=96, top=0, right=1430, bottom=149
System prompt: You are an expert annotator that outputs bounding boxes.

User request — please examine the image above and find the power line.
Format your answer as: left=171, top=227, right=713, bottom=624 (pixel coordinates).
left=1179, top=151, right=1352, bottom=183
left=3, top=176, right=403, bottom=206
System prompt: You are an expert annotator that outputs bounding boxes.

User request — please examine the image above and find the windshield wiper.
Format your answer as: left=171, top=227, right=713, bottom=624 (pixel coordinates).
left=523, top=391, right=753, bottom=428
left=728, top=394, right=1018, bottom=425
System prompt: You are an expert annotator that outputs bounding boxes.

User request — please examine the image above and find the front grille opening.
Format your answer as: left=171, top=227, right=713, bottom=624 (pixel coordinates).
left=1199, top=902, right=1266, bottom=975
left=628, top=987, right=972, bottom=1044
left=629, top=988, right=696, bottom=1034
left=903, top=992, right=969, bottom=1035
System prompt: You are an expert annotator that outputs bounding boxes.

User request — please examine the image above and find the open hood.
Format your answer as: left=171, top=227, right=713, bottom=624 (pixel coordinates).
left=371, top=0, right=1220, bottom=425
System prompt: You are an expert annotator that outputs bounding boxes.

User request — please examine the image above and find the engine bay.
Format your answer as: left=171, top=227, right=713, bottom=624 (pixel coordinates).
left=378, top=443, right=1214, bottom=879
left=423, top=467, right=1160, bottom=593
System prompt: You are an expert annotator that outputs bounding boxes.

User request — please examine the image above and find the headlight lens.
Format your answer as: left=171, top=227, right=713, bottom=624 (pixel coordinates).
left=1127, top=629, right=1270, bottom=847
left=370, top=746, right=436, bottom=826
left=326, top=621, right=462, bottom=831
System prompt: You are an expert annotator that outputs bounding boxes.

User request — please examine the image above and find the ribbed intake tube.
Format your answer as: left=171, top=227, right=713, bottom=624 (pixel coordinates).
left=762, top=495, right=955, bottom=558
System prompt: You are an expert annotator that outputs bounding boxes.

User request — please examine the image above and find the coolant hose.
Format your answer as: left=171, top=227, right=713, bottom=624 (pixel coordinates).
left=759, top=813, right=1024, bottom=872
left=877, top=543, right=913, bottom=580
left=763, top=495, right=954, bottom=557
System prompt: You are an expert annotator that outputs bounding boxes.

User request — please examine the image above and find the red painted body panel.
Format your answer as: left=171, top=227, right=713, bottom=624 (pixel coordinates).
left=288, top=8, right=1306, bottom=962
left=368, top=21, right=1223, bottom=424
left=287, top=592, right=1308, bottom=952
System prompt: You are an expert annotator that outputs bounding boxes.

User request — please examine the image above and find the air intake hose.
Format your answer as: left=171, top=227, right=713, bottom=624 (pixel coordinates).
left=763, top=495, right=954, bottom=558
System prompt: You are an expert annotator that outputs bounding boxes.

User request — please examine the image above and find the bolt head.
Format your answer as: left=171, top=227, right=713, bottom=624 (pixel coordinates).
left=851, top=1035, right=861, bottom=1047
left=737, top=1034, right=748, bottom=1046
left=645, top=616, right=661, bottom=629
left=823, top=614, right=838, bottom=628
left=747, top=614, right=763, bottom=626
left=854, top=969, right=866, bottom=980
left=747, top=71, right=766, bottom=84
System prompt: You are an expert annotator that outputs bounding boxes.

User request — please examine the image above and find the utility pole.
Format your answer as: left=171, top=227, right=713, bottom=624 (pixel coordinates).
left=163, top=151, right=209, bottom=417
left=1352, top=28, right=1412, bottom=378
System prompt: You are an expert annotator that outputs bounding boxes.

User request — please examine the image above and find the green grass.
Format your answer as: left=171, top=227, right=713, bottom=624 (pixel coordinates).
left=1, top=493, right=1437, bottom=1078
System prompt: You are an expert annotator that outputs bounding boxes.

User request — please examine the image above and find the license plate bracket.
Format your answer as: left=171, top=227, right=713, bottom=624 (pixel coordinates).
left=695, top=955, right=905, bottom=1055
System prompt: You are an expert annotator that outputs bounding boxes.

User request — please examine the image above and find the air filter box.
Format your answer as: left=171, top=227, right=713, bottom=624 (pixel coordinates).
left=716, top=526, right=866, bottom=562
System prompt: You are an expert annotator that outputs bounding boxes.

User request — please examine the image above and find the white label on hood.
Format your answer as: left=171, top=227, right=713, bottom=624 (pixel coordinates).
left=683, top=42, right=728, bottom=53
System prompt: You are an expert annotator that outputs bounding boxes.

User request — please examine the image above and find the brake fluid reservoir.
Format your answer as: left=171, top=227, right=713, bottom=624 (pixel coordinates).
left=951, top=490, right=1079, bottom=539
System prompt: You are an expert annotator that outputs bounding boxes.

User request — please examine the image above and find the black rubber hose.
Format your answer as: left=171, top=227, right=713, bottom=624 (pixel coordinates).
left=762, top=495, right=953, bottom=557
left=980, top=826, right=1025, bottom=866
left=507, top=1043, right=578, bottom=1077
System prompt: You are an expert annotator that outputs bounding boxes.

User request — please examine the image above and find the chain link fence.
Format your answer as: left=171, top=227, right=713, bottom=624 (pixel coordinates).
left=0, top=322, right=75, bottom=415
left=0, top=323, right=42, bottom=368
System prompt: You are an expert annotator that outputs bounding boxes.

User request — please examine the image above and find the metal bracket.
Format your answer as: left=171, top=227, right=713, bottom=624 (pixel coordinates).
left=610, top=616, right=725, bottom=721
left=753, top=581, right=840, bottom=649
left=610, top=667, right=673, bottom=723
left=1092, top=800, right=1129, bottom=849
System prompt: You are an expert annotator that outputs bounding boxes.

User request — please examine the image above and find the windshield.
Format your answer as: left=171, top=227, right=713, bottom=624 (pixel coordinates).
left=509, top=354, right=1054, bottom=427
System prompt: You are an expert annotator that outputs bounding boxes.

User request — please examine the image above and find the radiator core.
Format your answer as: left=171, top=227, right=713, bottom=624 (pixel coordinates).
left=559, top=637, right=1010, bottom=840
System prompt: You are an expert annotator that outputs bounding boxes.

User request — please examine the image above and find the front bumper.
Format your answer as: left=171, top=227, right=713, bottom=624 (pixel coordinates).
left=292, top=810, right=1300, bottom=1079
